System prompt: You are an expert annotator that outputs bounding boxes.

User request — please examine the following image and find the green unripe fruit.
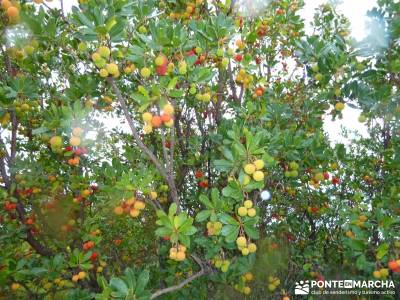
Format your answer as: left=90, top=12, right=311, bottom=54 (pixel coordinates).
left=358, top=115, right=367, bottom=123
left=140, top=67, right=151, bottom=78
left=78, top=42, right=87, bottom=52
left=98, top=46, right=111, bottom=58
left=289, top=161, right=299, bottom=170
left=138, top=26, right=147, bottom=34
left=314, top=73, right=323, bottom=81
left=311, top=62, right=319, bottom=72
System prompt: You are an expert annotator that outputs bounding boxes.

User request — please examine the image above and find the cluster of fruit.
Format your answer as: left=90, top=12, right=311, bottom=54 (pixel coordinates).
left=267, top=275, right=281, bottom=291
left=52, top=278, right=69, bottom=288
left=212, top=256, right=230, bottom=273
left=1, top=0, right=19, bottom=22
left=309, top=171, right=331, bottom=188
left=243, top=159, right=265, bottom=183
left=154, top=54, right=168, bottom=76
left=236, top=236, right=257, bottom=256
left=206, top=221, right=222, bottom=236
left=113, top=197, right=146, bottom=218
left=372, top=268, right=389, bottom=279
left=91, top=46, right=121, bottom=78
left=194, top=170, right=208, bottom=188
left=71, top=271, right=86, bottom=282
left=285, top=161, right=299, bottom=178
left=388, top=259, right=400, bottom=273
left=195, top=91, right=211, bottom=103
left=166, top=0, right=204, bottom=20
left=235, top=69, right=254, bottom=89
left=234, top=272, right=254, bottom=295
left=169, top=244, right=187, bottom=261
left=237, top=200, right=257, bottom=218
left=142, top=103, right=174, bottom=134
left=67, top=127, right=84, bottom=166
left=354, top=214, right=367, bottom=227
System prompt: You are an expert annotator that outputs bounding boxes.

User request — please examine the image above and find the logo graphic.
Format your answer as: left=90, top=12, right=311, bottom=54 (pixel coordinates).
left=295, top=280, right=310, bottom=295
left=344, top=280, right=353, bottom=288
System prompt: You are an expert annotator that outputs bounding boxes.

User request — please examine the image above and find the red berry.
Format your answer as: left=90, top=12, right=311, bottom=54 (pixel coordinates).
left=323, top=172, right=330, bottom=180
left=234, top=54, right=243, bottom=62
left=195, top=170, right=204, bottom=179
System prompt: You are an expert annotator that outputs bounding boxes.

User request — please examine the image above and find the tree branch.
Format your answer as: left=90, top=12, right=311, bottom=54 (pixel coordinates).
left=107, top=78, right=180, bottom=210
left=15, top=202, right=53, bottom=257
left=150, top=255, right=209, bottom=300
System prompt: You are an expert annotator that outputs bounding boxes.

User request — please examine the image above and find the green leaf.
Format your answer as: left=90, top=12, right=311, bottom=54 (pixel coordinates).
left=199, top=194, right=213, bottom=209
left=110, top=278, right=128, bottom=296
left=169, top=203, right=177, bottom=216
left=225, top=226, right=239, bottom=243
left=174, top=213, right=187, bottom=229
left=376, top=243, right=389, bottom=260
left=196, top=210, right=211, bottom=222
left=219, top=213, right=239, bottom=225
left=135, top=270, right=149, bottom=295
left=214, top=159, right=233, bottom=172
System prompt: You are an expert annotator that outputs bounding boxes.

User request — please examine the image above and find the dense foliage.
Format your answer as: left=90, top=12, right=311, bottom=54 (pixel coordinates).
left=0, top=0, right=399, bottom=299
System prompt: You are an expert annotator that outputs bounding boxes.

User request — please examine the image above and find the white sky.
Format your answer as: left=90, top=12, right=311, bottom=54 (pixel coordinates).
left=45, top=0, right=375, bottom=144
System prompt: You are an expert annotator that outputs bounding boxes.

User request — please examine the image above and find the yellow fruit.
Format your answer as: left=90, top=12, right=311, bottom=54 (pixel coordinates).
left=140, top=67, right=151, bottom=78
left=253, top=159, right=264, bottom=170
left=91, top=52, right=102, bottom=62
left=142, top=112, right=153, bottom=122
left=163, top=103, right=174, bottom=115
left=244, top=200, right=253, bottom=209
left=99, top=68, right=109, bottom=77
left=244, top=272, right=254, bottom=281
left=244, top=163, right=256, bottom=175
left=78, top=271, right=86, bottom=279
left=69, top=136, right=81, bottom=147
left=372, top=270, right=381, bottom=279
left=106, top=63, right=119, bottom=75
left=114, top=206, right=124, bottom=215
left=11, top=283, right=20, bottom=290
left=134, top=201, right=145, bottom=210
left=150, top=191, right=157, bottom=200
left=97, top=266, right=103, bottom=273
left=238, top=206, right=247, bottom=217
left=130, top=209, right=140, bottom=217
left=72, top=127, right=83, bottom=137
left=81, top=189, right=91, bottom=197
left=72, top=275, right=79, bottom=282
left=252, top=171, right=264, bottom=181
left=248, top=243, right=257, bottom=253
left=169, top=251, right=177, bottom=260
left=241, top=247, right=250, bottom=256
left=144, top=124, right=153, bottom=134
left=164, top=119, right=174, bottom=127
left=98, top=46, right=110, bottom=58
left=176, top=251, right=186, bottom=261
left=243, top=286, right=251, bottom=295
left=236, top=236, right=247, bottom=247
left=50, top=136, right=62, bottom=148
left=155, top=55, right=165, bottom=66
left=247, top=208, right=256, bottom=217
left=335, top=102, right=345, bottom=111
left=380, top=268, right=389, bottom=277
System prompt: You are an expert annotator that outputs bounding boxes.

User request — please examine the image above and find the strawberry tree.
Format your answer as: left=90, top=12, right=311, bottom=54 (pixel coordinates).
left=0, top=0, right=399, bottom=299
